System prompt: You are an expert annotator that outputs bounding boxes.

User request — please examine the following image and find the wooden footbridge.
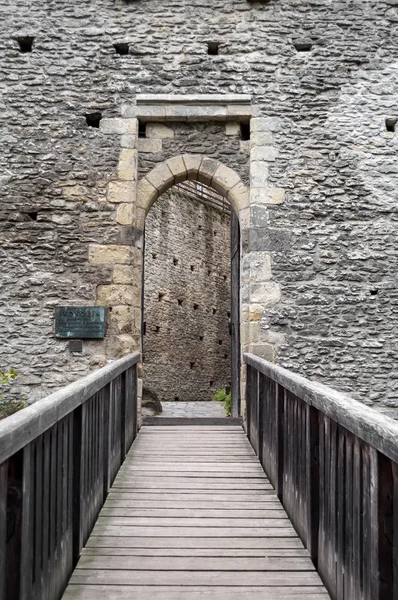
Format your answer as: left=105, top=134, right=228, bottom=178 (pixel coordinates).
left=0, top=352, right=397, bottom=599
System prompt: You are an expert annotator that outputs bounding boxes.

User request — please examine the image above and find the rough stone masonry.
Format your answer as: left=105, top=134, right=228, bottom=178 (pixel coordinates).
left=144, top=188, right=231, bottom=403
left=0, top=0, right=398, bottom=417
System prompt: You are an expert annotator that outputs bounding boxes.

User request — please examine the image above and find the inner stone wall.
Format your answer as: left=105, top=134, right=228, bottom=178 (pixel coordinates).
left=144, top=188, right=231, bottom=402
left=1, top=0, right=398, bottom=415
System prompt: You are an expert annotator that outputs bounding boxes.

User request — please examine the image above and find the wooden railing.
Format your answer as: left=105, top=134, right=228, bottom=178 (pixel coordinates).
left=0, top=352, right=140, bottom=600
left=244, top=353, right=398, bottom=600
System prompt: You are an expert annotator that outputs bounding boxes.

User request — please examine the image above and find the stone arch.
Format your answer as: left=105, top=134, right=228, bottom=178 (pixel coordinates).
left=137, top=154, right=249, bottom=218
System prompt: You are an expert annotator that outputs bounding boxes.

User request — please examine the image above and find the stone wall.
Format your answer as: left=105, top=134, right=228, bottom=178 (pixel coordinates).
left=1, top=0, right=398, bottom=415
left=144, top=188, right=231, bottom=402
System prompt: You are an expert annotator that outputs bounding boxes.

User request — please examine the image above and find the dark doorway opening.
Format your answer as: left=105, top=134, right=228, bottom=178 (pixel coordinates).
left=142, top=181, right=240, bottom=419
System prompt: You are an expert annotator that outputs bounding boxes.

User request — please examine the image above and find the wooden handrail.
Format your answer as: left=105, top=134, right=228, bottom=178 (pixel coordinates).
left=244, top=352, right=398, bottom=600
left=244, top=353, right=398, bottom=464
left=0, top=353, right=140, bottom=600
left=0, top=352, right=140, bottom=465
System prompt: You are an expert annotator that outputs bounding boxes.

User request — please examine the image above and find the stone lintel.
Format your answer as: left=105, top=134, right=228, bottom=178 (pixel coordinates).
left=135, top=94, right=252, bottom=105
left=122, top=94, right=254, bottom=122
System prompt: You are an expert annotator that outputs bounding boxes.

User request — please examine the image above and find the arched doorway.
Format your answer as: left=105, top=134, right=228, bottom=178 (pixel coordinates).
left=137, top=155, right=248, bottom=418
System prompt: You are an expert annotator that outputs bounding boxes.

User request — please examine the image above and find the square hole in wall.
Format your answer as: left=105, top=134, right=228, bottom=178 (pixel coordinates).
left=207, top=42, right=219, bottom=55
left=69, top=340, right=83, bottom=353
left=294, top=42, right=313, bottom=52
left=138, top=121, right=147, bottom=138
left=114, top=42, right=129, bottom=55
left=15, top=36, right=34, bottom=53
left=240, top=122, right=251, bottom=141
left=85, top=112, right=102, bottom=128
left=386, top=118, right=397, bottom=133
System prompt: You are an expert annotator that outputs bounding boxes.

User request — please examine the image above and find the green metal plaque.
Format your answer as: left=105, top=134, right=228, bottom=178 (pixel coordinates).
left=55, top=306, right=106, bottom=339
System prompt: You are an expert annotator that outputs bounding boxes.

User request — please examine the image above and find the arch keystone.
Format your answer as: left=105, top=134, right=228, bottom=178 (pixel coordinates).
left=182, top=154, right=203, bottom=180
left=166, top=156, right=187, bottom=184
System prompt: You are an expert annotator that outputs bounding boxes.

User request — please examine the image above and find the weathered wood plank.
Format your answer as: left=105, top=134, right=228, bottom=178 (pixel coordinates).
left=140, top=426, right=244, bottom=432
left=107, top=491, right=277, bottom=500
left=85, top=536, right=305, bottom=550
left=111, top=481, right=272, bottom=490
left=90, top=525, right=299, bottom=537
left=96, top=516, right=290, bottom=527
left=69, top=570, right=324, bottom=586
left=62, top=585, right=330, bottom=599
left=122, top=464, right=264, bottom=472
left=77, top=554, right=315, bottom=571
left=100, top=508, right=286, bottom=518
left=81, top=547, right=310, bottom=557
left=104, top=499, right=281, bottom=509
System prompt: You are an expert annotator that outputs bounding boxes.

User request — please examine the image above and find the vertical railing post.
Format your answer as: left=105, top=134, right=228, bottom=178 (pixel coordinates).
left=0, top=461, right=8, bottom=600
left=306, top=404, right=319, bottom=565
left=392, top=461, right=398, bottom=600
left=275, top=383, right=285, bottom=502
left=103, top=382, right=112, bottom=499
left=370, top=450, right=394, bottom=600
left=72, top=405, right=83, bottom=565
left=120, top=371, right=127, bottom=463
left=132, top=363, right=138, bottom=441
left=245, top=364, right=252, bottom=440
left=20, top=445, right=33, bottom=600
left=258, top=373, right=265, bottom=466
left=5, top=450, right=24, bottom=600
left=254, top=369, right=259, bottom=454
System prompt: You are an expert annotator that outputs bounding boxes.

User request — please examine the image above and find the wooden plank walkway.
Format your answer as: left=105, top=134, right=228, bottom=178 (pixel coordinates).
left=62, top=425, right=330, bottom=599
